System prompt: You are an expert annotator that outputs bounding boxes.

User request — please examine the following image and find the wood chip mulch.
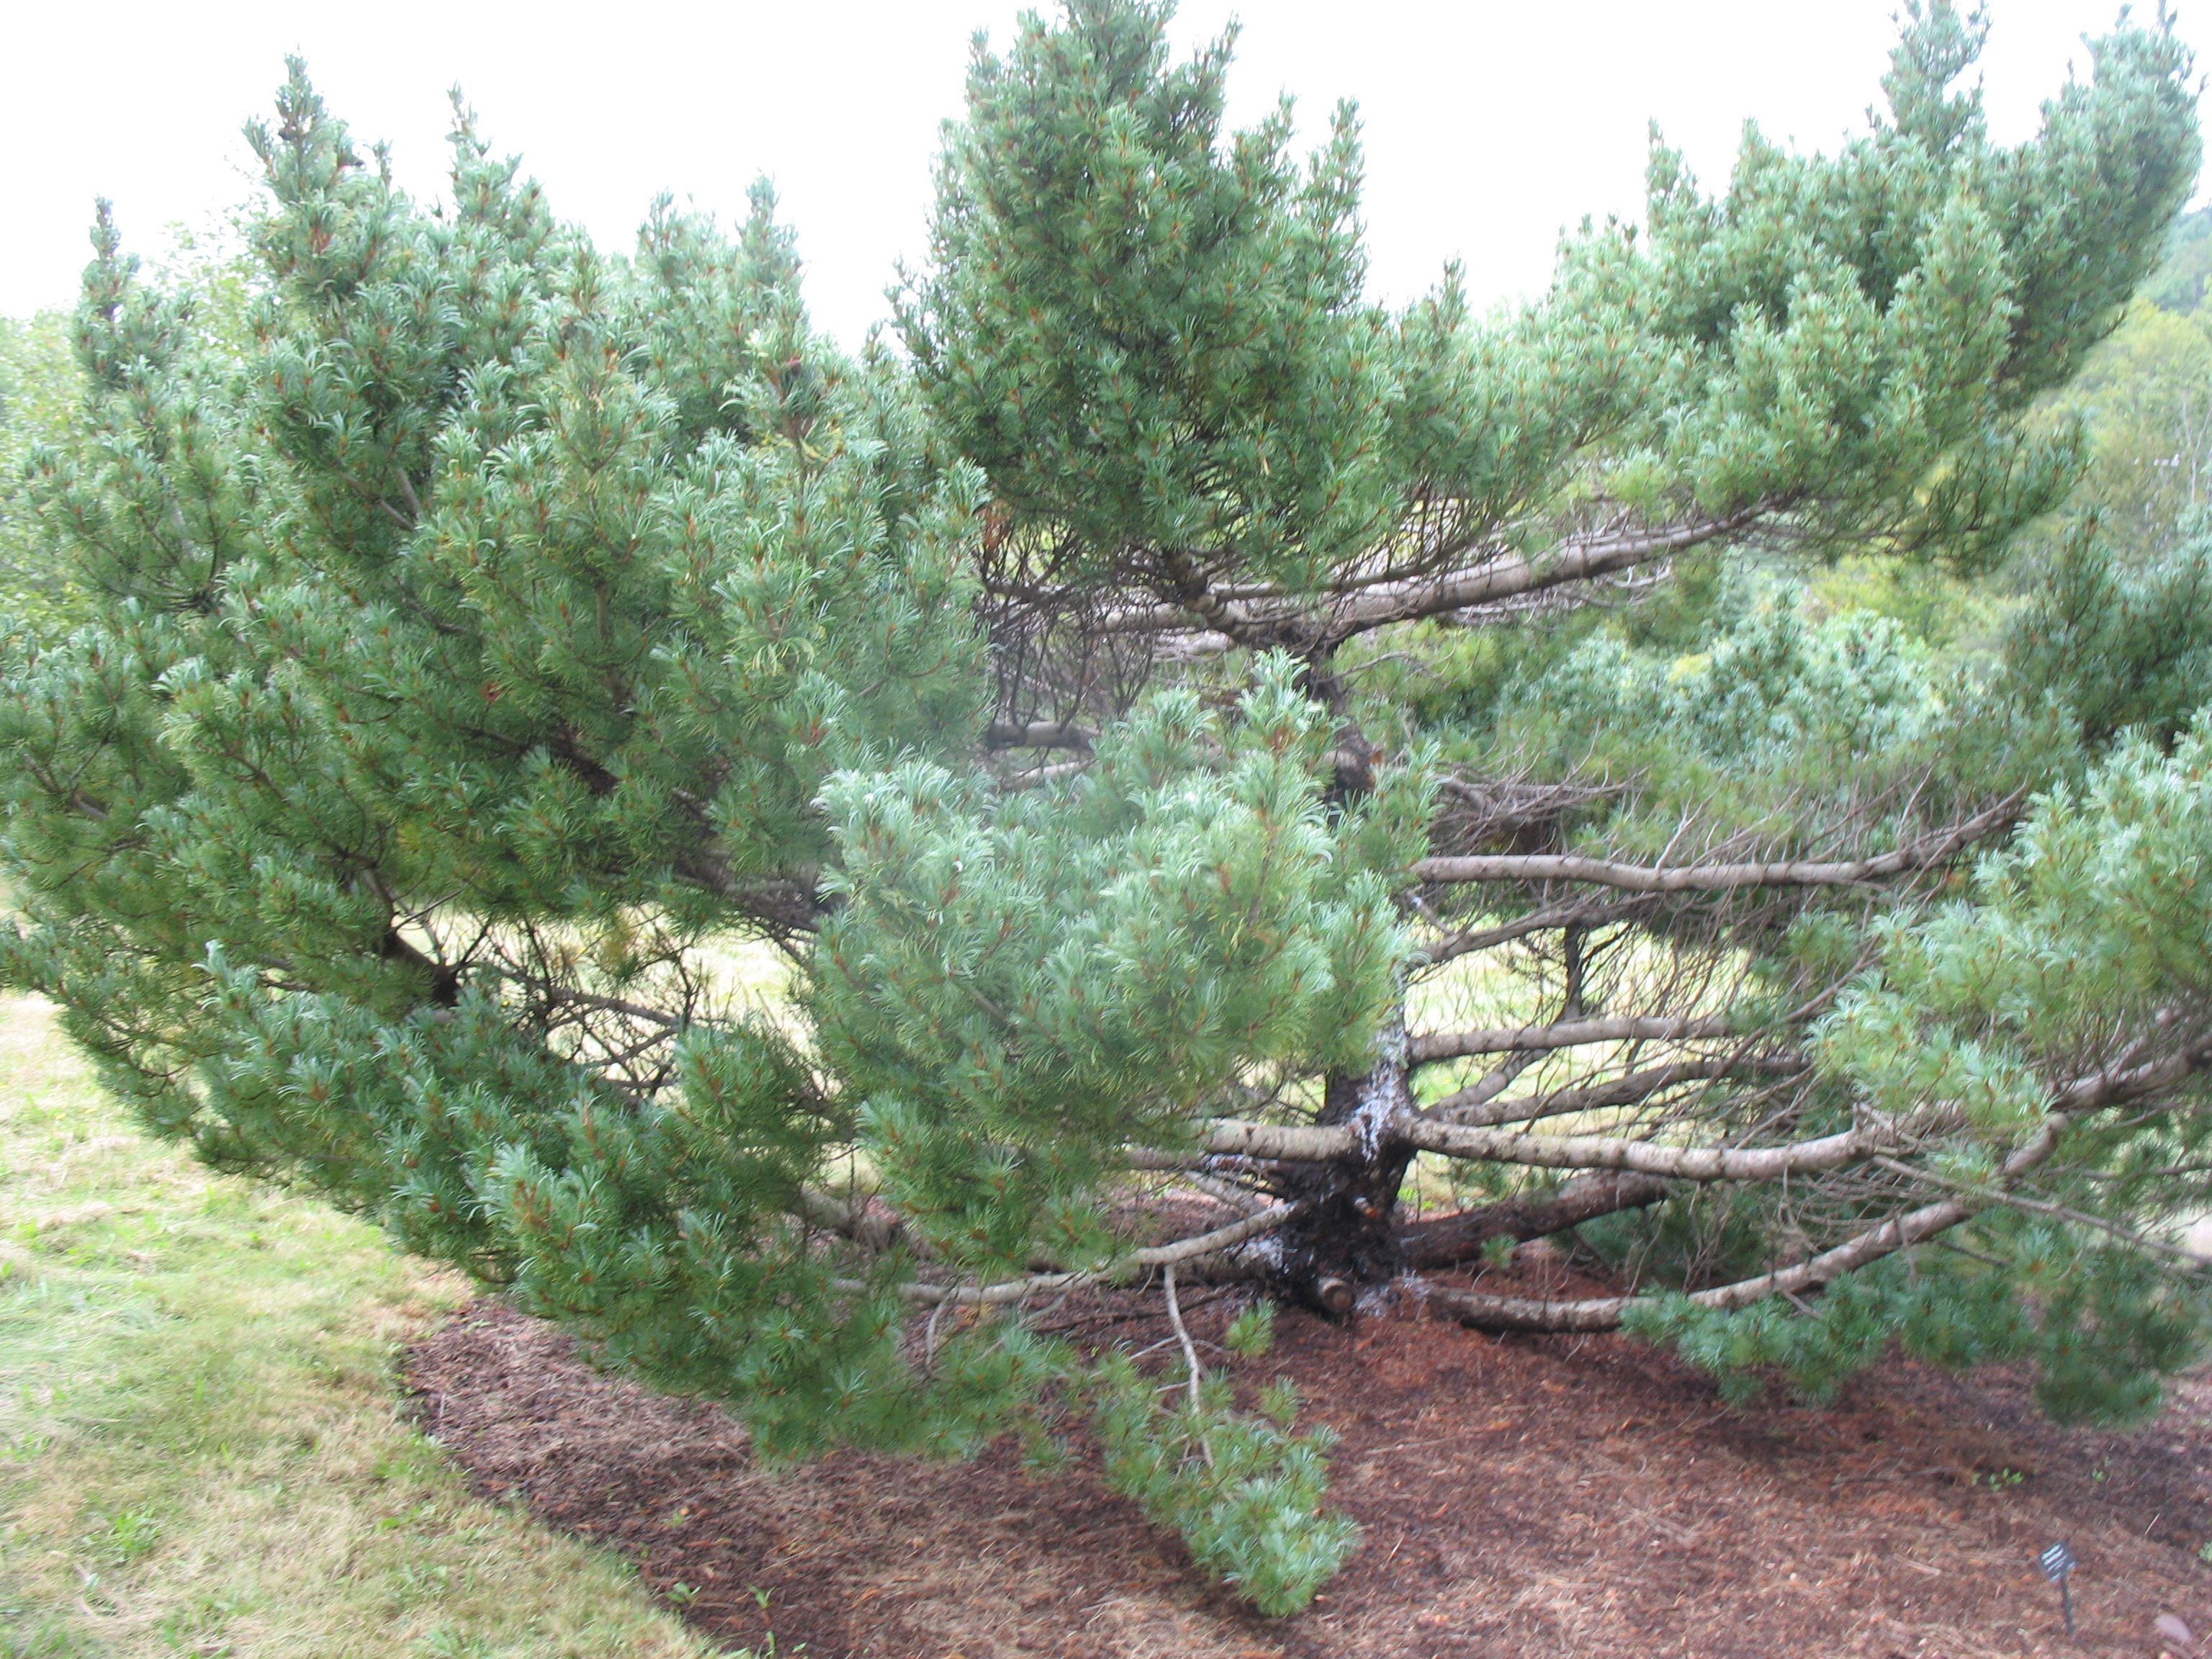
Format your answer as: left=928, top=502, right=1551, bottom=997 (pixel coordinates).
left=405, top=1267, right=2212, bottom=1659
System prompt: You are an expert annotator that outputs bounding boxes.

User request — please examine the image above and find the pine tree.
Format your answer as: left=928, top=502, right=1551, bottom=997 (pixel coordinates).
left=4, top=2, right=2210, bottom=1615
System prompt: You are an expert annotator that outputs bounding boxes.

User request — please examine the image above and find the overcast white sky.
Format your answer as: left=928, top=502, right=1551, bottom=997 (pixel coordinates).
left=1, top=1, right=2197, bottom=345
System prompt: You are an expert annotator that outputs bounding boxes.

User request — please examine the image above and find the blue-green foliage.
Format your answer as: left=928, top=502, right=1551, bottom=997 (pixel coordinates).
left=1623, top=1252, right=2028, bottom=1409
left=1503, top=572, right=1944, bottom=765
left=1091, top=1354, right=1357, bottom=1617
left=899, top=0, right=1403, bottom=591
left=1, top=0, right=2207, bottom=1621
left=0, top=65, right=987, bottom=1460
left=1624, top=1226, right=2207, bottom=1424
left=0, top=60, right=1379, bottom=1591
left=1822, top=719, right=2212, bottom=1123
left=910, top=1, right=2198, bottom=598
left=1428, top=570, right=2058, bottom=959
left=816, top=657, right=1427, bottom=1274
left=1627, top=721, right=2212, bottom=1418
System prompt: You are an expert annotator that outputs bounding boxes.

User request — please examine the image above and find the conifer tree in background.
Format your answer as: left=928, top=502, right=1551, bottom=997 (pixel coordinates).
left=0, top=313, right=84, bottom=630
left=4, top=0, right=2212, bottom=1614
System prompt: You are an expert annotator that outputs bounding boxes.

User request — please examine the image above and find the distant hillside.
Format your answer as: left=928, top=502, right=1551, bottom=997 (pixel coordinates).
left=2142, top=203, right=2212, bottom=315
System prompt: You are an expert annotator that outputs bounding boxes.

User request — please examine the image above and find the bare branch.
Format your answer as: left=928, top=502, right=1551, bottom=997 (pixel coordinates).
left=1395, top=1172, right=1671, bottom=1269
left=1413, top=896, right=1655, bottom=967
left=1426, top=1055, right=1805, bottom=1127
left=1403, top=1115, right=1892, bottom=1182
left=1412, top=795, right=2022, bottom=891
left=1190, top=1120, right=1359, bottom=1161
left=1419, top=1051, right=1544, bottom=1120
left=799, top=1189, right=904, bottom=1252
left=881, top=1201, right=1300, bottom=1307
left=1000, top=757, right=1091, bottom=791
left=1164, top=1264, right=1204, bottom=1412
left=1093, top=505, right=1771, bottom=645
left=1180, top=1172, right=1271, bottom=1216
left=539, top=985, right=685, bottom=1028
left=1426, top=1038, right=2212, bottom=1331
left=1320, top=506, right=1768, bottom=636
left=1869, top=1156, right=2211, bottom=1267
left=1408, top=1013, right=1737, bottom=1066
left=669, top=852, right=822, bottom=935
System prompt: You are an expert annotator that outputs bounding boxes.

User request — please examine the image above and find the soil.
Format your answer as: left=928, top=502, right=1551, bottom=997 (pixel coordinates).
left=405, top=1256, right=2212, bottom=1659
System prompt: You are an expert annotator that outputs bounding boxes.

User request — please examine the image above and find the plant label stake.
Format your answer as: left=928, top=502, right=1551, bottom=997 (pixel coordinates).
left=2039, top=1541, right=2078, bottom=1636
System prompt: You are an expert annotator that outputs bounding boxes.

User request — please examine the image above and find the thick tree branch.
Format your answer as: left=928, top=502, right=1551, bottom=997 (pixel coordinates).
left=1869, top=1155, right=2211, bottom=1266
left=1189, top=1120, right=1360, bottom=1161
left=1000, top=757, right=1091, bottom=791
left=1412, top=796, right=2021, bottom=891
left=880, top=1201, right=1300, bottom=1307
left=668, top=852, right=823, bottom=935
left=1322, top=505, right=1770, bottom=639
left=1094, top=505, right=1770, bottom=647
left=1427, top=1038, right=2212, bottom=1331
left=1403, top=1116, right=1894, bottom=1182
left=1395, top=1172, right=1671, bottom=1269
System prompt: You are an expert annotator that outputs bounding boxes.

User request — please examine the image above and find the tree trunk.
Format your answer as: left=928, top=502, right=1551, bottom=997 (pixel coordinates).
left=1272, top=1035, right=1416, bottom=1313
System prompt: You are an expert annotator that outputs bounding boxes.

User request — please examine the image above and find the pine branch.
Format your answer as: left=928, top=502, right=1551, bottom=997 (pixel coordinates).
left=1408, top=1012, right=1737, bottom=1066
left=1424, top=1054, right=1806, bottom=1127
left=1000, top=757, right=1091, bottom=791
left=1428, top=1036, right=2212, bottom=1331
left=1868, top=1155, right=2211, bottom=1267
left=867, top=1201, right=1301, bottom=1307
left=1164, top=1264, right=1205, bottom=1414
left=1402, top=1115, right=1899, bottom=1182
left=1089, top=504, right=1772, bottom=649
left=1411, top=795, right=2022, bottom=891
left=667, top=853, right=823, bottom=934
left=1394, top=1171, right=1671, bottom=1269
left=1413, top=896, right=1655, bottom=967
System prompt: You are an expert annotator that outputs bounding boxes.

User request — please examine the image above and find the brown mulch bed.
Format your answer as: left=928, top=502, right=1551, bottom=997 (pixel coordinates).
left=405, top=1267, right=2212, bottom=1659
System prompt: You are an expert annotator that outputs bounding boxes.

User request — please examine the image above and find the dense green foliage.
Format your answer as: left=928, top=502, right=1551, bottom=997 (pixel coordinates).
left=1092, top=1356, right=1355, bottom=1617
left=4, top=0, right=2211, bottom=1614
left=1628, top=715, right=2212, bottom=1419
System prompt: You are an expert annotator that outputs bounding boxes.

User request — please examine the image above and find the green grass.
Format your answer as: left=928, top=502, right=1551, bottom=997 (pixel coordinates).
left=0, top=995, right=724, bottom=1659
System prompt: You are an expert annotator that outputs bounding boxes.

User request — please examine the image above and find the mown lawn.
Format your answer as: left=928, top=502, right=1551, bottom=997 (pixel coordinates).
left=0, top=995, right=723, bottom=1659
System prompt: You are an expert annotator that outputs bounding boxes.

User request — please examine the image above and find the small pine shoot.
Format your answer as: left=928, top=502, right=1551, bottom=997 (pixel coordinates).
left=1223, top=1300, right=1277, bottom=1360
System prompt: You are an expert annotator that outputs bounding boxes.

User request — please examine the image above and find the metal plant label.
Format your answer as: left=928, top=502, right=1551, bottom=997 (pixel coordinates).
left=2039, top=1542, right=2078, bottom=1635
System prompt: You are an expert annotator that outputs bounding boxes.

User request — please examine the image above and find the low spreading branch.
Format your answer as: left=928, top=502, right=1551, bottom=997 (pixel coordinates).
left=1411, top=795, right=2022, bottom=891
left=669, top=853, right=823, bottom=935
left=1401, top=1115, right=1894, bottom=1182
left=878, top=1200, right=1300, bottom=1307
left=1868, top=1155, right=2212, bottom=1267
left=1001, top=757, right=1091, bottom=791
left=1427, top=1039, right=2212, bottom=1331
left=1395, top=1171, right=1671, bottom=1269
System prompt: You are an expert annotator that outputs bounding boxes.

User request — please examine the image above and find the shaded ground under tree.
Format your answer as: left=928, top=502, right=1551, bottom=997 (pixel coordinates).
left=410, top=1266, right=2212, bottom=1659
